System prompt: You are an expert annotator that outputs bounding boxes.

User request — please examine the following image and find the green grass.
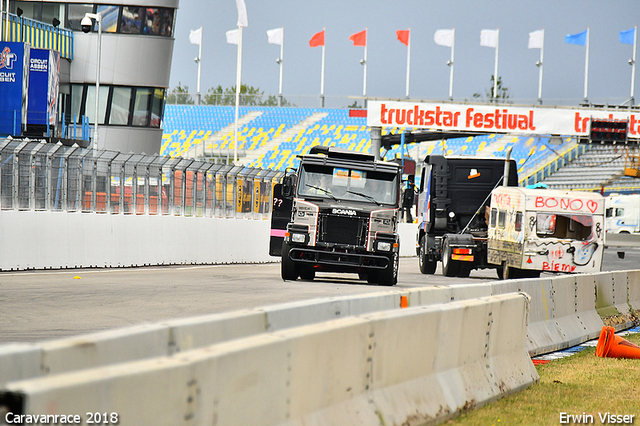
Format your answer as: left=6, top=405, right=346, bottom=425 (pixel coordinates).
left=447, top=332, right=640, bottom=426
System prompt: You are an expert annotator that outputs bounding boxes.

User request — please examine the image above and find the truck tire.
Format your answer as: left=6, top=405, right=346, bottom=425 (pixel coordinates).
left=441, top=238, right=459, bottom=277
left=377, top=252, right=399, bottom=286
left=281, top=241, right=299, bottom=281
left=502, top=263, right=523, bottom=280
left=457, top=264, right=471, bottom=278
left=299, top=267, right=315, bottom=281
left=418, top=238, right=437, bottom=274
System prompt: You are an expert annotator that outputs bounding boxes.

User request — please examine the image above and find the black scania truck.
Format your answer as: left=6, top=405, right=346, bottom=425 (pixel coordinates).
left=269, top=146, right=402, bottom=285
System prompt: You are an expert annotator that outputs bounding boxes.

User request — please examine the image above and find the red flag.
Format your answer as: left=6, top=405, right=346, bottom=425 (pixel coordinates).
left=309, top=29, right=325, bottom=47
left=396, top=29, right=410, bottom=46
left=349, top=29, right=367, bottom=46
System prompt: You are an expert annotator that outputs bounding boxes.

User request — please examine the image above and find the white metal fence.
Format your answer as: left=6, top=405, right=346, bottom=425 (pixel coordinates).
left=0, top=138, right=281, bottom=220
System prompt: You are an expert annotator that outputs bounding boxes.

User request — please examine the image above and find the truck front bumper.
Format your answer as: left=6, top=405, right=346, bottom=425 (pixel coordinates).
left=287, top=246, right=391, bottom=271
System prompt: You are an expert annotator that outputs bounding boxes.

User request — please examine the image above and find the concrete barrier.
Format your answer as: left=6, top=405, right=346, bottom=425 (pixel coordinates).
left=594, top=271, right=632, bottom=327
left=2, top=270, right=638, bottom=391
left=0, top=294, right=538, bottom=426
left=490, top=275, right=604, bottom=356
left=0, top=211, right=274, bottom=271
left=628, top=270, right=640, bottom=310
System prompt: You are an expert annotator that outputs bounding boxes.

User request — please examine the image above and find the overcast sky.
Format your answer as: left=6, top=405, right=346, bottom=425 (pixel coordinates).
left=169, top=1, right=640, bottom=108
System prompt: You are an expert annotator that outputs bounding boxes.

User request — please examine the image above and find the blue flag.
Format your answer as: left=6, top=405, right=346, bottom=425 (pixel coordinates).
left=565, top=30, right=587, bottom=46
left=619, top=28, right=636, bottom=45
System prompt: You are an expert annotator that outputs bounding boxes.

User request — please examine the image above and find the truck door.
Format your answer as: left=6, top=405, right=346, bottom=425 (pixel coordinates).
left=269, top=183, right=293, bottom=256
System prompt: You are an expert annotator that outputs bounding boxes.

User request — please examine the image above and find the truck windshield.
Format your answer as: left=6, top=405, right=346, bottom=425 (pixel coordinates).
left=298, top=164, right=398, bottom=206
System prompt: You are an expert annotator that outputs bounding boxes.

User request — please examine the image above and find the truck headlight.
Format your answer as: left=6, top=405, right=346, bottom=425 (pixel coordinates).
left=291, top=233, right=307, bottom=243
left=377, top=241, right=392, bottom=252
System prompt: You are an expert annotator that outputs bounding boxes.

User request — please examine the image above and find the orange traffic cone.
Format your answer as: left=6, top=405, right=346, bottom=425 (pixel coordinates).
left=595, top=326, right=640, bottom=359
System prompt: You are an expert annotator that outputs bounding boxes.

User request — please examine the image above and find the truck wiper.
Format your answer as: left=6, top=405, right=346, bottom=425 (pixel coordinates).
left=346, top=190, right=382, bottom=206
left=305, top=184, right=338, bottom=201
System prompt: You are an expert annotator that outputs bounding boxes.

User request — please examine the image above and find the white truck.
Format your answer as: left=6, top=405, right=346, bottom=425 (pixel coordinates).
left=605, top=194, right=640, bottom=234
left=487, top=187, right=605, bottom=279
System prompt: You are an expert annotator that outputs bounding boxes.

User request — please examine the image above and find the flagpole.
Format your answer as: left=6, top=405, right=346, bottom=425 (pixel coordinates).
left=234, top=25, right=243, bottom=163
left=320, top=27, right=325, bottom=108
left=405, top=27, right=411, bottom=98
left=631, top=25, right=637, bottom=104
left=538, top=29, right=544, bottom=104
left=278, top=28, right=284, bottom=107
left=196, top=27, right=202, bottom=106
left=584, top=28, right=589, bottom=102
left=362, top=28, right=367, bottom=98
left=449, top=28, right=455, bottom=100
left=493, top=28, right=499, bottom=100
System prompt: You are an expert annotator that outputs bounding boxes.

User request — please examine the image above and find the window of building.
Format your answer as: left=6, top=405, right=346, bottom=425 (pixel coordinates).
left=41, top=3, right=64, bottom=27
left=142, top=8, right=173, bottom=36
left=109, top=87, right=132, bottom=125
left=150, top=89, right=164, bottom=128
left=96, top=5, right=119, bottom=33
left=69, top=84, right=164, bottom=128
left=67, top=4, right=93, bottom=31
left=85, top=85, right=109, bottom=125
left=13, top=1, right=39, bottom=20
left=120, top=6, right=142, bottom=34
left=70, top=84, right=83, bottom=123
left=132, top=88, right=153, bottom=127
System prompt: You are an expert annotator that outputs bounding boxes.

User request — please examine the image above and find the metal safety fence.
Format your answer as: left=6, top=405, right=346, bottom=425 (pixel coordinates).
left=0, top=138, right=282, bottom=219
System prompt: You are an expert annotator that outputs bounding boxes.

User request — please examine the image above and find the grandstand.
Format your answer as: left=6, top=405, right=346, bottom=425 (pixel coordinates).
left=162, top=105, right=572, bottom=184
left=539, top=144, right=640, bottom=194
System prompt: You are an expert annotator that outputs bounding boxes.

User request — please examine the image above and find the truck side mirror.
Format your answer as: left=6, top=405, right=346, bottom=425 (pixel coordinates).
left=282, top=174, right=296, bottom=198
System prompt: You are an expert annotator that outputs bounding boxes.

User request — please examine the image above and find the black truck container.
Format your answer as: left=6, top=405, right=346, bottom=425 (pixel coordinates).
left=415, top=154, right=518, bottom=278
left=270, top=146, right=402, bottom=285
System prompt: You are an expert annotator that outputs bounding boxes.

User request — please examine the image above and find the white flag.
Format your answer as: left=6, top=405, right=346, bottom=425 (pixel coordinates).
left=480, top=29, right=499, bottom=48
left=434, top=29, right=454, bottom=47
left=528, top=29, right=544, bottom=49
left=267, top=27, right=284, bottom=45
left=189, top=27, right=202, bottom=46
left=226, top=29, right=239, bottom=45
left=236, top=0, right=248, bottom=27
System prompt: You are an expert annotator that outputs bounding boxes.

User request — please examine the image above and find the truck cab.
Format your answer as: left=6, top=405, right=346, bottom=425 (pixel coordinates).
left=270, top=146, right=402, bottom=285
left=415, top=154, right=518, bottom=278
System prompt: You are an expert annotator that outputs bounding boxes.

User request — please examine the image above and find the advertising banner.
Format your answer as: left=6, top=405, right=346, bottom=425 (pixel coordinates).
left=27, top=48, right=60, bottom=128
left=367, top=100, right=640, bottom=138
left=0, top=42, right=30, bottom=137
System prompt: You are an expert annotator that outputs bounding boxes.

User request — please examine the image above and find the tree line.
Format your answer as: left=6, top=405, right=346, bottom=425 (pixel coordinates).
left=165, top=76, right=509, bottom=106
left=166, top=83, right=292, bottom=106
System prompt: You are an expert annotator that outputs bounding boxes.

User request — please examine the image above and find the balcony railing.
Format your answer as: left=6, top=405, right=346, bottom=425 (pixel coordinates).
left=1, top=12, right=73, bottom=60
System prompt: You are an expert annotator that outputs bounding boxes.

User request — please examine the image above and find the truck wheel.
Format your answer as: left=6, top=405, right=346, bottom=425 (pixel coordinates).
left=377, top=252, right=398, bottom=286
left=457, top=264, right=471, bottom=278
left=299, top=267, right=315, bottom=281
left=441, top=239, right=459, bottom=277
left=281, top=241, right=299, bottom=281
left=418, top=238, right=437, bottom=274
left=502, top=263, right=520, bottom=280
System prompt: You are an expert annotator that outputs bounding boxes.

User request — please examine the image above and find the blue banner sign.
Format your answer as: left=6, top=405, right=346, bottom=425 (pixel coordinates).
left=0, top=42, right=30, bottom=137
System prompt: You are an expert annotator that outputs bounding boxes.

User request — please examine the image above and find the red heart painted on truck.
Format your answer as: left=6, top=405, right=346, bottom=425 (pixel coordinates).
left=586, top=200, right=598, bottom=213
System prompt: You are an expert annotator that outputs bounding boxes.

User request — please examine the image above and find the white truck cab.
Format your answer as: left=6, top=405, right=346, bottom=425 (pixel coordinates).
left=605, top=193, right=640, bottom=234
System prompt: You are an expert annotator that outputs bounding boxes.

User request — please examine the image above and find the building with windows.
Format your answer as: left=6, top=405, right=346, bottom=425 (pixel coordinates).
left=2, top=0, right=178, bottom=154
